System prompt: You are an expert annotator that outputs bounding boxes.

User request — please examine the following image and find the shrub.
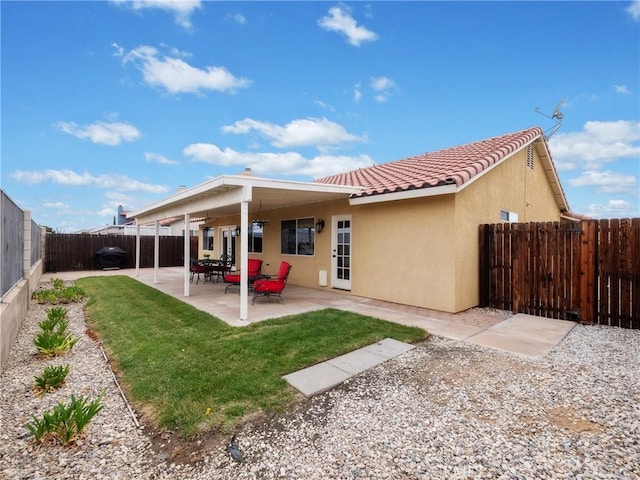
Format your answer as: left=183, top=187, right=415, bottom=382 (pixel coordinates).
left=34, top=364, right=71, bottom=395
left=46, top=307, right=68, bottom=322
left=25, top=389, right=106, bottom=445
left=60, top=285, right=85, bottom=303
left=33, top=289, right=59, bottom=304
left=31, top=282, right=85, bottom=305
left=34, top=325, right=78, bottom=356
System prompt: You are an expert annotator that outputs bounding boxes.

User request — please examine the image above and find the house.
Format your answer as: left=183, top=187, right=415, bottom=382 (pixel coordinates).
left=86, top=204, right=202, bottom=236
left=128, top=126, right=574, bottom=320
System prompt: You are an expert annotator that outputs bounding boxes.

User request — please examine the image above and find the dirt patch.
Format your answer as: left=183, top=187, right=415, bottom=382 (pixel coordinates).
left=546, top=406, right=603, bottom=434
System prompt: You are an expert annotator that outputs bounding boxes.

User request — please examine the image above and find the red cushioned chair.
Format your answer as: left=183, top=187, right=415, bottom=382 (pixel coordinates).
left=251, top=261, right=292, bottom=304
left=223, top=258, right=263, bottom=294
left=190, top=261, right=209, bottom=285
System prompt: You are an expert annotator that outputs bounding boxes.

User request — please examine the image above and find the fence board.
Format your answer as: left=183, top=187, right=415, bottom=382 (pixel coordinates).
left=45, top=233, right=198, bottom=272
left=632, top=219, right=640, bottom=328
left=479, top=218, right=639, bottom=330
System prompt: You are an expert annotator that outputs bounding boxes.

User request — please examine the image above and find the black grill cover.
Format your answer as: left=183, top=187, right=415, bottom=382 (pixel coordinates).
left=96, top=246, right=126, bottom=269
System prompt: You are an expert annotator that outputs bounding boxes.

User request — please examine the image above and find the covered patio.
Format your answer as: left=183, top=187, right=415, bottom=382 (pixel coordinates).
left=127, top=173, right=362, bottom=322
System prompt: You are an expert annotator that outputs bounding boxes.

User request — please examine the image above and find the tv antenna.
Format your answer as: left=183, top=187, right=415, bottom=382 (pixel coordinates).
left=535, top=97, right=565, bottom=139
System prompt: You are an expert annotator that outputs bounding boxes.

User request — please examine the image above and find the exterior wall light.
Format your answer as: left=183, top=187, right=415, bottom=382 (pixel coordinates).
left=315, top=218, right=325, bottom=233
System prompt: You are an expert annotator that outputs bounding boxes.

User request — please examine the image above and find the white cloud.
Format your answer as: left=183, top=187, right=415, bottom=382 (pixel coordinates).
left=613, top=84, right=632, bottom=95
left=120, top=45, right=251, bottom=95
left=54, top=120, right=141, bottom=145
left=228, top=13, right=246, bottom=24
left=111, top=0, right=202, bottom=29
left=314, top=100, right=336, bottom=112
left=353, top=83, right=362, bottom=102
left=626, top=0, right=640, bottom=20
left=144, top=152, right=180, bottom=165
left=183, top=143, right=373, bottom=177
left=10, top=169, right=168, bottom=194
left=370, top=76, right=396, bottom=102
left=318, top=6, right=378, bottom=47
left=43, top=201, right=69, bottom=209
left=568, top=170, right=638, bottom=194
left=549, top=120, right=640, bottom=170
left=221, top=117, right=365, bottom=148
left=583, top=199, right=638, bottom=219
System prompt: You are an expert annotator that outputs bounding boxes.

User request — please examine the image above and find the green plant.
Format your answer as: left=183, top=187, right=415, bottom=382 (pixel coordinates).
left=33, top=327, right=78, bottom=356
left=47, top=306, right=68, bottom=322
left=33, top=289, right=58, bottom=304
left=25, top=389, right=106, bottom=444
left=32, top=283, right=85, bottom=305
left=34, top=364, right=71, bottom=395
left=60, top=285, right=84, bottom=303
left=39, top=307, right=68, bottom=331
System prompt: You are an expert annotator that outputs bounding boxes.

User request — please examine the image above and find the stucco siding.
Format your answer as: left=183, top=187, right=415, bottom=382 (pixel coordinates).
left=211, top=199, right=350, bottom=289
left=351, top=196, right=458, bottom=312
left=452, top=146, right=564, bottom=311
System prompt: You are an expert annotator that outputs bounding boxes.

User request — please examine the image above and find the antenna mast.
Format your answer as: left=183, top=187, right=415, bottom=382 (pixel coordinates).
left=535, top=97, right=565, bottom=140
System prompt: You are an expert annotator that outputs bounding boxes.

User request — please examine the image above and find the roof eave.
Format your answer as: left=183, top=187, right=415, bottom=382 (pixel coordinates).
left=349, top=184, right=458, bottom=205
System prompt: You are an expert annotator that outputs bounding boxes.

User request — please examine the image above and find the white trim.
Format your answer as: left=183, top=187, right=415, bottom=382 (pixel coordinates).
left=349, top=184, right=457, bottom=205
left=129, top=175, right=361, bottom=220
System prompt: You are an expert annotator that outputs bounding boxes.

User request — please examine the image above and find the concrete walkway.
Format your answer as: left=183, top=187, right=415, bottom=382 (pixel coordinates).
left=42, top=268, right=577, bottom=396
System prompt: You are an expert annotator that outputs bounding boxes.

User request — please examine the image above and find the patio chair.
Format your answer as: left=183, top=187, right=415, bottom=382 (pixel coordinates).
left=207, top=254, right=232, bottom=283
left=251, top=261, right=292, bottom=305
left=190, top=261, right=209, bottom=285
left=223, top=258, right=263, bottom=294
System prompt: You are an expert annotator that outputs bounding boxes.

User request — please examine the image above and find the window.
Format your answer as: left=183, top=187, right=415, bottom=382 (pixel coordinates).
left=248, top=223, right=263, bottom=253
left=281, top=217, right=315, bottom=256
left=500, top=210, right=519, bottom=223
left=203, top=227, right=214, bottom=251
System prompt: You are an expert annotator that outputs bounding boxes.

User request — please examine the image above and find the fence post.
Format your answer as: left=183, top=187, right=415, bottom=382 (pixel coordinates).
left=23, top=210, right=32, bottom=282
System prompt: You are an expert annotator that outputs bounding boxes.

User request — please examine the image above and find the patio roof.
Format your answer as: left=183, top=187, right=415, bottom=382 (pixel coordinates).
left=128, top=174, right=363, bottom=225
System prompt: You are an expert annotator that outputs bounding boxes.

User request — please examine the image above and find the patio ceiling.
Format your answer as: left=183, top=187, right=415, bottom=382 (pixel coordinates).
left=128, top=174, right=363, bottom=225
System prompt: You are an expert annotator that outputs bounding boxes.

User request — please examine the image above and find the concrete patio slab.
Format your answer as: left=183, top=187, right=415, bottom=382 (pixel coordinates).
left=465, top=313, right=576, bottom=359
left=343, top=304, right=487, bottom=340
left=326, top=349, right=388, bottom=376
left=283, top=362, right=352, bottom=397
left=360, top=337, right=416, bottom=357
left=284, top=338, right=415, bottom=396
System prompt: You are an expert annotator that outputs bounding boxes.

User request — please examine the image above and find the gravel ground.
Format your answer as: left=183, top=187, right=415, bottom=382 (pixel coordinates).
left=1, top=288, right=639, bottom=479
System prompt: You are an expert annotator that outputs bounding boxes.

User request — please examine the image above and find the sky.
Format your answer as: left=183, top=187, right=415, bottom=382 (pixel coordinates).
left=2, top=1, right=639, bottom=232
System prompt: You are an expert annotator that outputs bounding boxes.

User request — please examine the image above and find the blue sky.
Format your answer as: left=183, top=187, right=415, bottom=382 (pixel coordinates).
left=2, top=1, right=639, bottom=231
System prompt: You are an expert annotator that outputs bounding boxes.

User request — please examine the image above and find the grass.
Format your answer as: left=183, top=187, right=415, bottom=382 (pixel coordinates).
left=77, top=276, right=427, bottom=437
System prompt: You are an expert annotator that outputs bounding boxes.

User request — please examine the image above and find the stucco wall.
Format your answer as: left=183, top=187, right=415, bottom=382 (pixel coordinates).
left=212, top=199, right=351, bottom=288
left=453, top=145, right=563, bottom=311
left=350, top=195, right=458, bottom=312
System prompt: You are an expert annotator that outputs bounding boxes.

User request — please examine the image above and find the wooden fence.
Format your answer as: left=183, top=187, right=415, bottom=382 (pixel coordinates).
left=44, top=233, right=199, bottom=272
left=479, top=219, right=640, bottom=329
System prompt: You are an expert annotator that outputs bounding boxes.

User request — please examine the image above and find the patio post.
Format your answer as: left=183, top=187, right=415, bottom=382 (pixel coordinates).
left=135, top=222, right=140, bottom=277
left=183, top=213, right=190, bottom=297
left=154, top=220, right=159, bottom=284
left=240, top=199, right=249, bottom=321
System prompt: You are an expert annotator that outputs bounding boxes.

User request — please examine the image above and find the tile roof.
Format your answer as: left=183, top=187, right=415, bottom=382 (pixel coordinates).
left=315, top=127, right=544, bottom=198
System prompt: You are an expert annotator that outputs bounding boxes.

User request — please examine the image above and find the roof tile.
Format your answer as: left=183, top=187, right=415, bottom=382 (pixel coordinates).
left=316, top=127, right=543, bottom=197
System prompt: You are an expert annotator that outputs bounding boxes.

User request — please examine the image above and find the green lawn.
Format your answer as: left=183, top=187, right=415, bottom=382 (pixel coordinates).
left=78, top=276, right=427, bottom=436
